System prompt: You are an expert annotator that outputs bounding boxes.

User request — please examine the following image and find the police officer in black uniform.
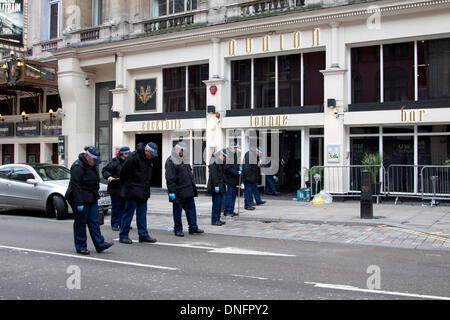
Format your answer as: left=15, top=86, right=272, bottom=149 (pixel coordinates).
left=65, top=146, right=113, bottom=255
left=223, top=143, right=242, bottom=217
left=165, top=141, right=204, bottom=237
left=242, top=146, right=266, bottom=210
left=119, top=142, right=158, bottom=244
left=207, top=148, right=227, bottom=226
left=102, top=146, right=130, bottom=231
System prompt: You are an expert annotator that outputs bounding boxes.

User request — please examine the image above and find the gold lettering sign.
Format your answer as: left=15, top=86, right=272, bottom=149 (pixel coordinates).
left=401, top=107, right=426, bottom=123
left=250, top=114, right=289, bottom=128
left=142, top=119, right=182, bottom=131
left=229, top=39, right=236, bottom=56
left=312, top=28, right=320, bottom=47
left=262, top=35, right=270, bottom=52
left=293, top=31, right=301, bottom=49
left=245, top=38, right=253, bottom=54
left=228, top=29, right=323, bottom=57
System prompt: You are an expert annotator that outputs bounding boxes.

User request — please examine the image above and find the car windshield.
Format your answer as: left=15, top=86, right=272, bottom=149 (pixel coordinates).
left=33, top=165, right=71, bottom=181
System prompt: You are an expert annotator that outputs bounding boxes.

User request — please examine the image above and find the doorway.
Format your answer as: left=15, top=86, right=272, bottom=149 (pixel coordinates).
left=26, top=144, right=40, bottom=164
left=278, top=131, right=302, bottom=193
left=2, top=144, right=14, bottom=164
left=136, top=133, right=162, bottom=187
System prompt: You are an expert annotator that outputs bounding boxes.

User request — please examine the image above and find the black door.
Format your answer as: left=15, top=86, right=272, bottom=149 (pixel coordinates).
left=95, top=81, right=115, bottom=174
left=136, top=133, right=162, bottom=187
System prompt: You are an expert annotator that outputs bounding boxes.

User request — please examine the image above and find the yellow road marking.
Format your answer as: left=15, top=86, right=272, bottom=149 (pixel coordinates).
left=377, top=225, right=450, bottom=243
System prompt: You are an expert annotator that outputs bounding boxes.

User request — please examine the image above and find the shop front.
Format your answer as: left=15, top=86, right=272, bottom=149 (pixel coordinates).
left=122, top=114, right=207, bottom=189
left=346, top=106, right=450, bottom=197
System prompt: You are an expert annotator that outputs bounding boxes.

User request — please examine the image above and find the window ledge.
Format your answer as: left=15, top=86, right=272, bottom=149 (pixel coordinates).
left=348, top=99, right=450, bottom=112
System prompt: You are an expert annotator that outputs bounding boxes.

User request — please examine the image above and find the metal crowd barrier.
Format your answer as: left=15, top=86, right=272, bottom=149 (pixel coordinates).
left=421, top=166, right=450, bottom=203
left=309, top=165, right=385, bottom=200
left=193, top=164, right=207, bottom=189
left=386, top=165, right=421, bottom=197
left=308, top=164, right=450, bottom=203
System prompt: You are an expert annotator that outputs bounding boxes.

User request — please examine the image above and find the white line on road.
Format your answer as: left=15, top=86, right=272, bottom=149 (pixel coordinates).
left=305, top=282, right=450, bottom=300
left=113, top=239, right=295, bottom=257
left=0, top=245, right=179, bottom=271
left=231, top=274, right=269, bottom=281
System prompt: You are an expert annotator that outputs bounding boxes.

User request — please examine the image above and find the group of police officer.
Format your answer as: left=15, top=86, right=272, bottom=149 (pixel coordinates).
left=65, top=141, right=274, bottom=255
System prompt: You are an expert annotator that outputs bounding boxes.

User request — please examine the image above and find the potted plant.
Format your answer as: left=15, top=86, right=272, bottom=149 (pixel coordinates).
left=361, top=152, right=382, bottom=195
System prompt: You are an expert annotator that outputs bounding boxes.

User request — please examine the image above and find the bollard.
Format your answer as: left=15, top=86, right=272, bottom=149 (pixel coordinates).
left=430, top=176, right=439, bottom=207
left=361, top=170, right=373, bottom=219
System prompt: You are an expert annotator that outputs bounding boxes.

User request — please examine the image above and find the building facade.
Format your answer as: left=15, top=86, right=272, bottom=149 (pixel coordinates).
left=4, top=0, right=450, bottom=196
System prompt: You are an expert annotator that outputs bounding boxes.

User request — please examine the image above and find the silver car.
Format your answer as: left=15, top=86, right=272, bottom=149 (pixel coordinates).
left=0, top=163, right=111, bottom=220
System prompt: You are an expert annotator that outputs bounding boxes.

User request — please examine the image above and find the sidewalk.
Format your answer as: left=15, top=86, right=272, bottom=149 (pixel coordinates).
left=141, top=190, right=450, bottom=251
left=148, top=190, right=450, bottom=233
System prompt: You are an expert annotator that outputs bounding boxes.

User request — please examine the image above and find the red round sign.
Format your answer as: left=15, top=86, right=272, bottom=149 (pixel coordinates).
left=210, top=85, right=218, bottom=95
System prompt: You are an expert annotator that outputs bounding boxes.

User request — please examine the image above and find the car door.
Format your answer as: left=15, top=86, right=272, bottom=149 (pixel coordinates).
left=8, top=166, right=41, bottom=209
left=0, top=166, right=13, bottom=208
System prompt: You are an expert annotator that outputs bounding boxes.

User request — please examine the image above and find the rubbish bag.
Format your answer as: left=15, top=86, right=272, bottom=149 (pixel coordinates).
left=312, top=190, right=333, bottom=205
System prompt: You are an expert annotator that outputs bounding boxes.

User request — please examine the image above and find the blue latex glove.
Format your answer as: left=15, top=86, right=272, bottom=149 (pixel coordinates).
left=239, top=166, right=243, bottom=171
left=77, top=205, right=84, bottom=212
left=214, top=186, right=220, bottom=193
left=238, top=170, right=242, bottom=175
left=169, top=193, right=175, bottom=200
left=273, top=176, right=278, bottom=183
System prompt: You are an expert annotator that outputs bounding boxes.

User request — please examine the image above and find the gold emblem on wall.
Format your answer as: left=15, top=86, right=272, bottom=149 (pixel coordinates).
left=136, top=85, right=155, bottom=105
left=135, top=78, right=157, bottom=111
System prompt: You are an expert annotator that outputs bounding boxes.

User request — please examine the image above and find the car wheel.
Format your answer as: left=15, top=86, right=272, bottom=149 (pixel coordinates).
left=46, top=195, right=67, bottom=220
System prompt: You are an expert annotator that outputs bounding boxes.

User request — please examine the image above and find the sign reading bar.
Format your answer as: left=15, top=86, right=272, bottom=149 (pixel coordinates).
left=0, top=122, right=13, bottom=136
left=401, top=107, right=426, bottom=123
left=16, top=121, right=40, bottom=136
left=42, top=120, right=62, bottom=136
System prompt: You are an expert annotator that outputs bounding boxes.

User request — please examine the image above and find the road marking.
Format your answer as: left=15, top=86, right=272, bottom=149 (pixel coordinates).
left=377, top=225, right=450, bottom=243
left=0, top=245, right=179, bottom=271
left=231, top=274, right=269, bottom=281
left=114, top=239, right=295, bottom=257
left=305, top=282, right=450, bottom=300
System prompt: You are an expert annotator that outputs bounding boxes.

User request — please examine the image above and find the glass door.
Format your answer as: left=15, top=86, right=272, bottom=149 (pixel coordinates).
left=95, top=81, right=115, bottom=175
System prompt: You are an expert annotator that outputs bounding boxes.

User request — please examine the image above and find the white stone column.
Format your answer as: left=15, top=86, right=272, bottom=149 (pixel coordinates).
left=321, top=68, right=347, bottom=194
left=57, top=53, right=95, bottom=166
left=110, top=51, right=129, bottom=155
left=330, top=22, right=340, bottom=68
left=301, top=128, right=310, bottom=188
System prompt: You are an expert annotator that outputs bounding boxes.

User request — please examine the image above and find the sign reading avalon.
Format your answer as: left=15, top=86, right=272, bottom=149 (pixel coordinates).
left=0, top=0, right=24, bottom=47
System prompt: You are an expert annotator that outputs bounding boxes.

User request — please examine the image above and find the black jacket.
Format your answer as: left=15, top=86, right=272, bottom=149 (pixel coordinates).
left=223, top=151, right=241, bottom=186
left=65, top=153, right=100, bottom=207
left=207, top=155, right=226, bottom=195
left=165, top=154, right=198, bottom=203
left=242, top=151, right=260, bottom=184
left=120, top=143, right=154, bottom=201
left=101, top=156, right=126, bottom=197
